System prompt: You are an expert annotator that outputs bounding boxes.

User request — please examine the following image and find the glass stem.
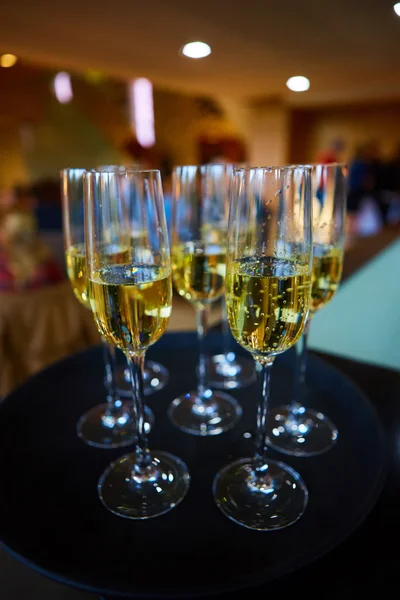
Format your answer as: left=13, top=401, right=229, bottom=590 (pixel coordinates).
left=221, top=297, right=234, bottom=361
left=289, top=319, right=311, bottom=416
left=196, top=306, right=210, bottom=401
left=127, top=352, right=151, bottom=468
left=255, top=359, right=275, bottom=466
left=101, top=340, right=123, bottom=412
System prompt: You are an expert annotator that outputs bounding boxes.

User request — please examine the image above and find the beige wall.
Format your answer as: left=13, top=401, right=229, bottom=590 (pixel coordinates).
left=290, top=103, right=400, bottom=163
left=153, top=90, right=199, bottom=165
left=153, top=89, right=248, bottom=166
left=155, top=92, right=292, bottom=169
left=0, top=66, right=248, bottom=190
left=24, top=99, right=125, bottom=181
left=247, top=100, right=290, bottom=166
left=3, top=61, right=399, bottom=192
left=0, top=68, right=131, bottom=190
left=0, top=122, right=29, bottom=189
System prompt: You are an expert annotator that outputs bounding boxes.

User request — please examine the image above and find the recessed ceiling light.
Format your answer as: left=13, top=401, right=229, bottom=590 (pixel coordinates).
left=286, top=76, right=310, bottom=92
left=181, top=41, right=211, bottom=59
left=0, top=53, right=17, bottom=68
left=394, top=2, right=400, bottom=16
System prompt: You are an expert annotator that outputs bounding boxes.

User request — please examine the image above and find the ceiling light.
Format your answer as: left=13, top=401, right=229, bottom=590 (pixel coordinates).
left=181, top=41, right=211, bottom=59
left=53, top=72, right=73, bottom=104
left=286, top=76, right=310, bottom=92
left=0, top=54, right=17, bottom=68
left=394, top=3, right=400, bottom=16
left=129, top=78, right=156, bottom=148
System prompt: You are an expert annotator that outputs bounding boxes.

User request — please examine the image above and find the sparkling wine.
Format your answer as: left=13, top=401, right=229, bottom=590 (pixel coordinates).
left=226, top=256, right=310, bottom=358
left=65, top=243, right=131, bottom=310
left=172, top=242, right=226, bottom=306
left=311, top=245, right=343, bottom=313
left=89, top=264, right=172, bottom=353
left=65, top=244, right=91, bottom=309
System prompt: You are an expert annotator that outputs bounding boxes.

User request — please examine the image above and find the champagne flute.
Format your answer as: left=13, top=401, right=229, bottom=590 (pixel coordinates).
left=97, top=165, right=170, bottom=396
left=213, top=165, right=312, bottom=530
left=85, top=168, right=190, bottom=519
left=168, top=165, right=242, bottom=436
left=61, top=168, right=153, bottom=449
left=267, top=163, right=347, bottom=457
left=208, top=297, right=256, bottom=389
left=196, top=165, right=256, bottom=390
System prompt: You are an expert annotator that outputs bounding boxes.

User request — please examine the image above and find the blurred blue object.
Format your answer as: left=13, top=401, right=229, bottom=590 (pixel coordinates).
left=35, top=205, right=63, bottom=231
left=310, top=237, right=400, bottom=370
left=164, top=192, right=172, bottom=235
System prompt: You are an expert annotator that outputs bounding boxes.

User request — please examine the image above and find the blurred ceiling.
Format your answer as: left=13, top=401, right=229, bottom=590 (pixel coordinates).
left=0, top=0, right=399, bottom=105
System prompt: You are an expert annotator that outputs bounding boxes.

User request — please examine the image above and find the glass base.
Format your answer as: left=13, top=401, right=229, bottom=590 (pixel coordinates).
left=168, top=391, right=242, bottom=436
left=116, top=361, right=169, bottom=397
left=267, top=406, right=338, bottom=457
left=208, top=353, right=256, bottom=390
left=77, top=403, right=154, bottom=449
left=213, top=457, right=308, bottom=530
left=98, top=450, right=190, bottom=519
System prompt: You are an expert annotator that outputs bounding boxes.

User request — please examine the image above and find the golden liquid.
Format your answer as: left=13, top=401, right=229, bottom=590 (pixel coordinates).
left=65, top=243, right=132, bottom=310
left=172, top=242, right=226, bottom=307
left=89, top=264, right=172, bottom=353
left=311, top=245, right=343, bottom=314
left=65, top=245, right=91, bottom=309
left=226, top=257, right=311, bottom=359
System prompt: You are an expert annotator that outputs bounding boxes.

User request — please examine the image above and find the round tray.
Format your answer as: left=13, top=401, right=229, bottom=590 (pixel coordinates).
left=0, top=333, right=386, bottom=598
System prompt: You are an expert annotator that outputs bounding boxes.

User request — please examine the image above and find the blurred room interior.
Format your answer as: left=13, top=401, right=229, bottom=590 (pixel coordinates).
left=0, top=1, right=400, bottom=599
left=0, top=0, right=399, bottom=388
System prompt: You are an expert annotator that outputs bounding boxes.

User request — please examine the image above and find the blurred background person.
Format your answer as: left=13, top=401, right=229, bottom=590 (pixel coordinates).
left=347, top=142, right=384, bottom=238
left=347, top=145, right=369, bottom=212
left=31, top=179, right=63, bottom=232
left=0, top=208, right=63, bottom=292
left=362, top=140, right=389, bottom=224
left=388, top=142, right=400, bottom=194
left=160, top=156, right=173, bottom=230
left=316, top=137, right=346, bottom=164
left=13, top=185, right=36, bottom=213
left=385, top=142, right=400, bottom=225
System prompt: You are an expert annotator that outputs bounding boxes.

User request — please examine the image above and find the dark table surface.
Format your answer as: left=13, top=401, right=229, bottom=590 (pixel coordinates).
left=0, top=344, right=398, bottom=600
left=100, top=350, right=398, bottom=600
left=253, top=350, right=400, bottom=599
left=1, top=228, right=400, bottom=599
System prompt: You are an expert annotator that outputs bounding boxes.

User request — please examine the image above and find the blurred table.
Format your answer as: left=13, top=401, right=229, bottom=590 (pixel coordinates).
left=342, top=225, right=400, bottom=282
left=310, top=227, right=400, bottom=370
left=167, top=294, right=222, bottom=332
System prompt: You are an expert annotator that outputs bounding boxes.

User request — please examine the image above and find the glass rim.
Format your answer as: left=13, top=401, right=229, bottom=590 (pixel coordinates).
left=86, top=168, right=161, bottom=176
left=233, top=165, right=313, bottom=173
left=173, top=163, right=234, bottom=170
left=60, top=167, right=86, bottom=176
left=123, top=168, right=161, bottom=175
left=292, top=162, right=348, bottom=169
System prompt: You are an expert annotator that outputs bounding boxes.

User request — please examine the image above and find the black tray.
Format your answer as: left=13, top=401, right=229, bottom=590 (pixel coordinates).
left=0, top=333, right=386, bottom=598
